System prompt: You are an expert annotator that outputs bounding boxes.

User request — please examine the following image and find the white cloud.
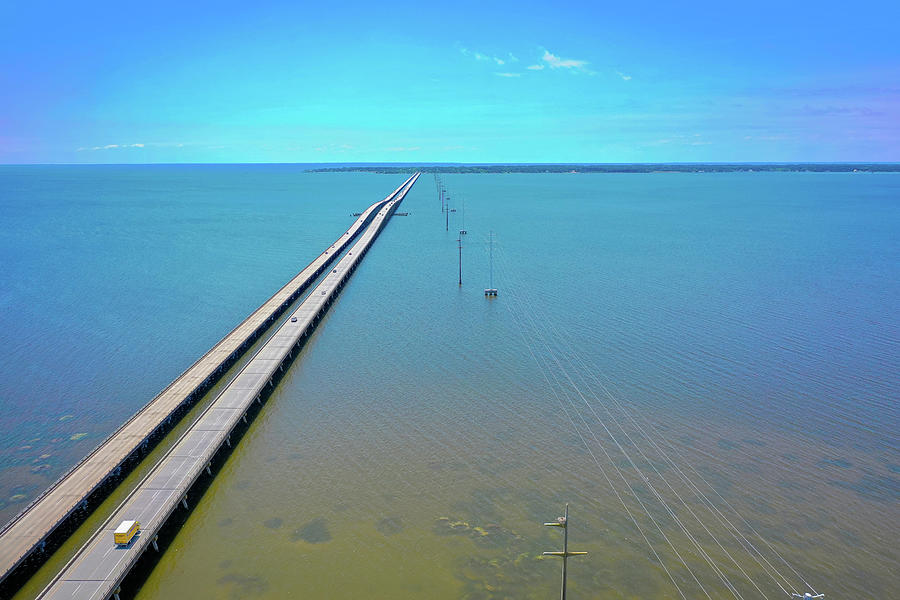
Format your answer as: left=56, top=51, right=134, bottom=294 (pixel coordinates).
left=646, top=134, right=711, bottom=147
left=744, top=134, right=793, bottom=141
left=615, top=70, right=632, bottom=81
left=385, top=146, right=422, bottom=152
left=508, top=53, right=519, bottom=63
left=496, top=72, right=520, bottom=77
left=460, top=46, right=509, bottom=67
left=313, top=143, right=354, bottom=153
left=77, top=142, right=146, bottom=151
left=527, top=64, right=545, bottom=70
left=542, top=50, right=588, bottom=70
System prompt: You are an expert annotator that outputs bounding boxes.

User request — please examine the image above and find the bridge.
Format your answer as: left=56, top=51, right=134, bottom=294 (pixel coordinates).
left=1, top=173, right=419, bottom=598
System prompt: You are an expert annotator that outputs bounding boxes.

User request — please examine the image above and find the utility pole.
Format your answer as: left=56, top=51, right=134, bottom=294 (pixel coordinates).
left=484, top=231, right=498, bottom=296
left=445, top=203, right=455, bottom=232
left=489, top=231, right=493, bottom=289
left=543, top=504, right=587, bottom=600
left=460, top=194, right=467, bottom=234
left=458, top=233, right=463, bottom=285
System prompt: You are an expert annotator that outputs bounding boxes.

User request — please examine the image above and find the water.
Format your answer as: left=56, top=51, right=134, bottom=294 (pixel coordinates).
left=1, top=167, right=897, bottom=598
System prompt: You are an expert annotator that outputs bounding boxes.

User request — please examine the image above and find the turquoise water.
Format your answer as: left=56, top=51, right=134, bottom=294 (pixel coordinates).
left=1, top=167, right=898, bottom=598
left=0, top=165, right=393, bottom=515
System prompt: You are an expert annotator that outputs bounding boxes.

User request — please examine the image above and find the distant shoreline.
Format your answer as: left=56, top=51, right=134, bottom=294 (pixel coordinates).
left=310, top=163, right=900, bottom=174
left=3, top=163, right=898, bottom=173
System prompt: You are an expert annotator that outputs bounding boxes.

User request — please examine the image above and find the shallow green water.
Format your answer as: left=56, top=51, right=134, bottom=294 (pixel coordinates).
left=2, top=168, right=897, bottom=598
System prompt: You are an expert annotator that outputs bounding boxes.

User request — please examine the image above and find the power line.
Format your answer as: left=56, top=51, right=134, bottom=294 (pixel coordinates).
left=491, top=242, right=822, bottom=599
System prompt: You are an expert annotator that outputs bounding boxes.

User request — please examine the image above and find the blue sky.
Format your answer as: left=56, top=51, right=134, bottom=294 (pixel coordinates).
left=1, top=0, right=898, bottom=163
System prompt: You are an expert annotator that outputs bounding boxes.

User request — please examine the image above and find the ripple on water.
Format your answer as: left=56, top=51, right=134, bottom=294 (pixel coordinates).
left=65, top=171, right=900, bottom=600
left=828, top=473, right=900, bottom=502
left=819, top=457, right=853, bottom=469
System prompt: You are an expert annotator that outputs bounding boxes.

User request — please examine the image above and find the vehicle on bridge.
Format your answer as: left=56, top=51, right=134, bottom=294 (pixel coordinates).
left=113, top=520, right=140, bottom=546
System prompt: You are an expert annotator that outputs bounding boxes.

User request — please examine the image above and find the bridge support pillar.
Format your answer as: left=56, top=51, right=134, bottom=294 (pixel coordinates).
left=226, top=436, right=231, bottom=448
left=152, top=536, right=159, bottom=552
left=114, top=587, right=121, bottom=600
left=242, top=414, right=248, bottom=424
left=206, top=463, right=212, bottom=476
left=181, top=496, right=188, bottom=509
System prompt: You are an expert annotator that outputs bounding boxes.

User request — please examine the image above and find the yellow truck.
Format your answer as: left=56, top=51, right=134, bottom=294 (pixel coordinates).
left=113, top=520, right=140, bottom=546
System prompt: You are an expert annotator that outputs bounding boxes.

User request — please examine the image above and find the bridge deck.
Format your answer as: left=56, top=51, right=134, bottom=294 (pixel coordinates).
left=38, top=173, right=419, bottom=600
left=0, top=173, right=418, bottom=589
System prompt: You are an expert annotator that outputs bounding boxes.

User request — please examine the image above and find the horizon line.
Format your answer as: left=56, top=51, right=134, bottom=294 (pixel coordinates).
left=2, top=161, right=900, bottom=167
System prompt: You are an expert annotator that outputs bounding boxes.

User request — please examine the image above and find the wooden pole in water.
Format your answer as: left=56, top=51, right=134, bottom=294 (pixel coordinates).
left=458, top=234, right=463, bottom=285
left=543, top=504, right=587, bottom=600
left=461, top=194, right=466, bottom=230
left=489, top=231, right=494, bottom=289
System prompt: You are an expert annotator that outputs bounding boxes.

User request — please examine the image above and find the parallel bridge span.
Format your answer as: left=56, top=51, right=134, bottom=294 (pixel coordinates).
left=0, top=173, right=419, bottom=596
left=37, top=172, right=420, bottom=600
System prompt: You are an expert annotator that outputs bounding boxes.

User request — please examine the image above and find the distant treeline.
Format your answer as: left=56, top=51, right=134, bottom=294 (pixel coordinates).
left=309, top=164, right=900, bottom=174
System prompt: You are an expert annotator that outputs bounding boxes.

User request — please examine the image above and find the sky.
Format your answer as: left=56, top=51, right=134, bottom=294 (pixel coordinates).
left=1, top=0, right=898, bottom=163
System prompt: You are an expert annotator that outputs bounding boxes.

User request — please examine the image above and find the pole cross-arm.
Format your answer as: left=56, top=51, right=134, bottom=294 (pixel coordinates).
left=542, top=504, right=586, bottom=600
